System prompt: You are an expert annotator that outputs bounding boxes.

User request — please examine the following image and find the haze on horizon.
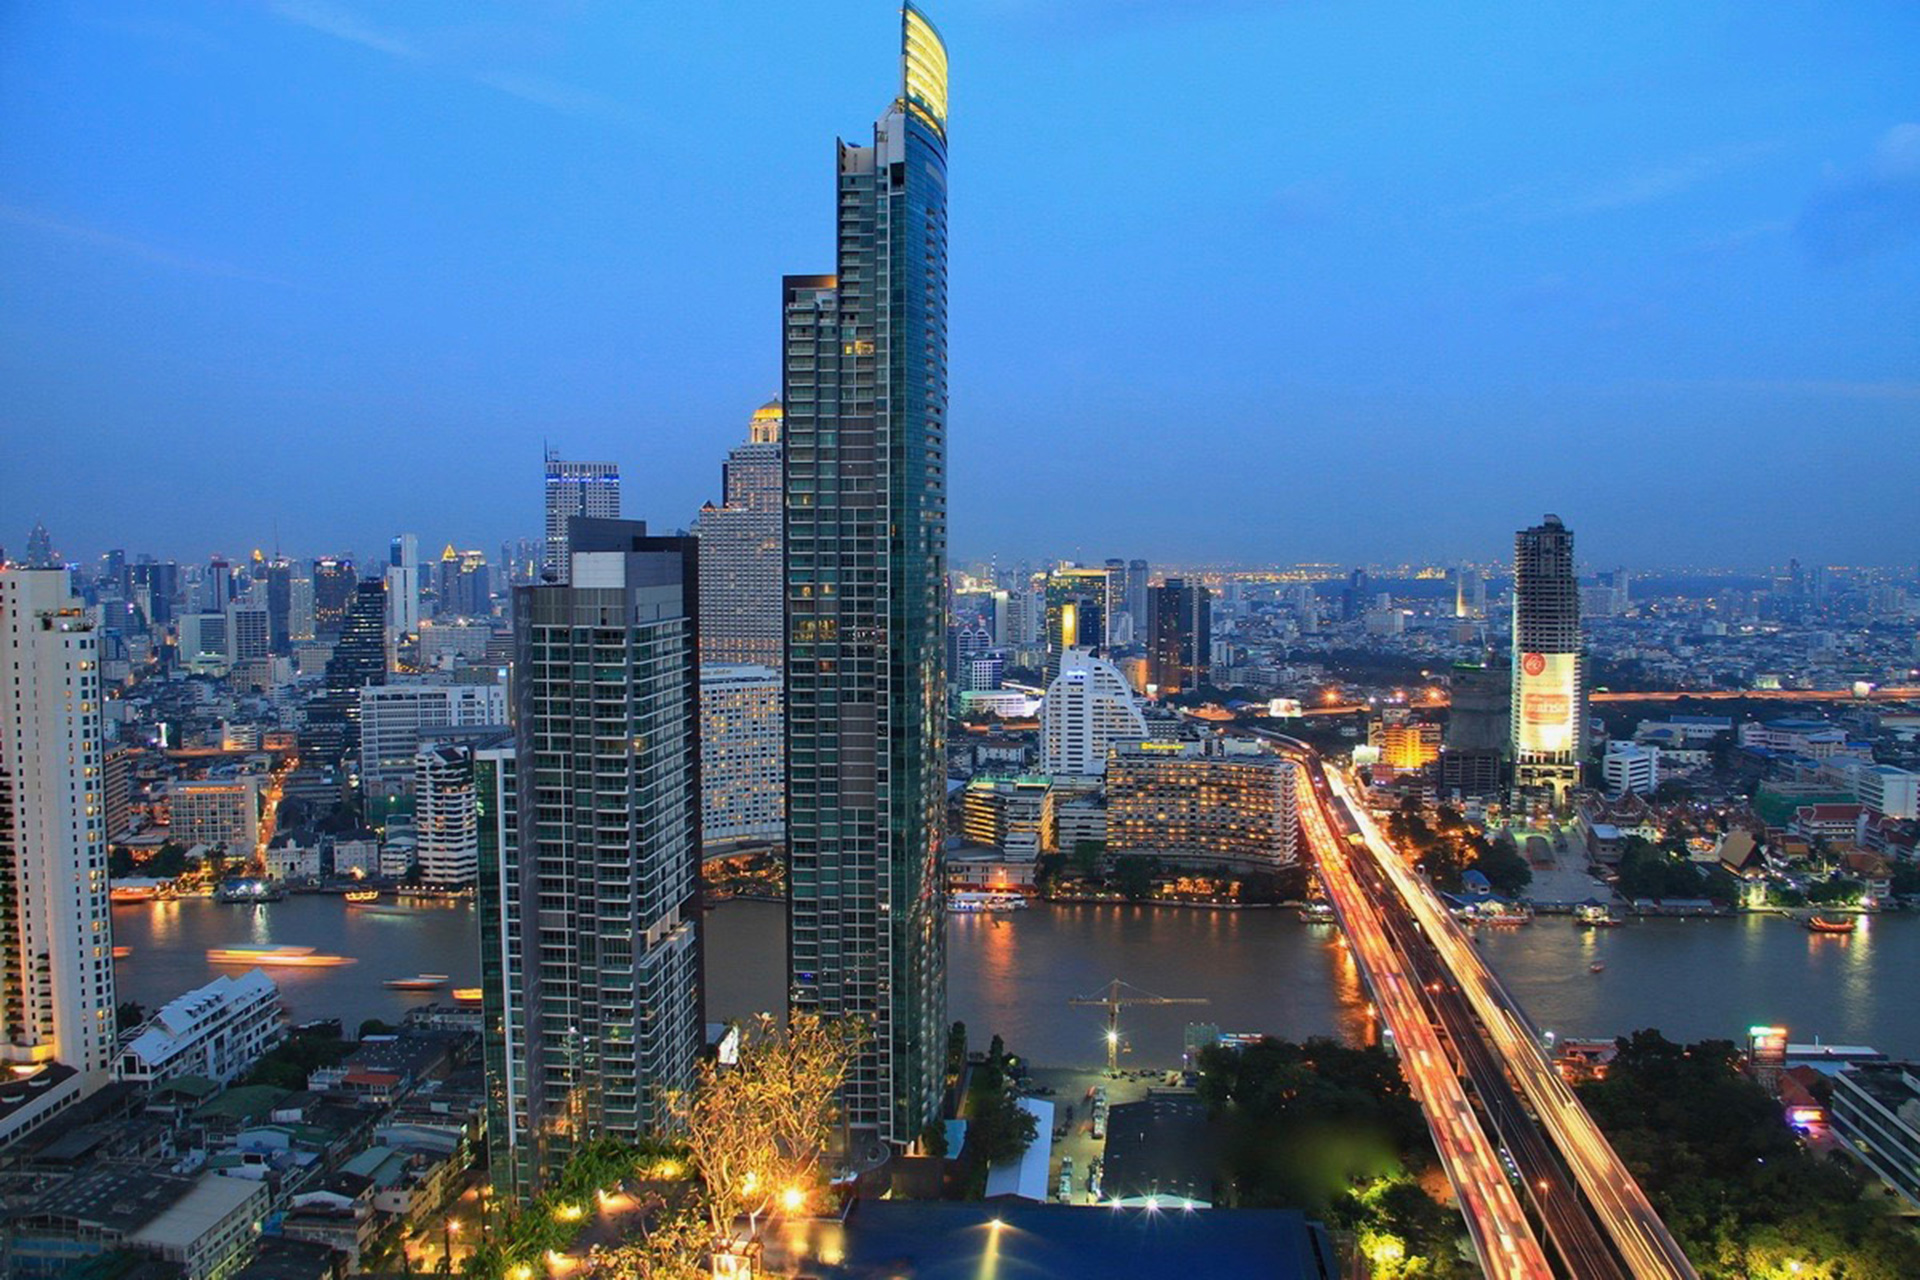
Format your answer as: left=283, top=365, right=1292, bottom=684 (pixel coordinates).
left=3, top=1, right=1916, bottom=572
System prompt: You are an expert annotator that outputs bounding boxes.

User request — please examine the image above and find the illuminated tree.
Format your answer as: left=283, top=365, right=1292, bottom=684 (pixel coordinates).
left=675, top=1012, right=865, bottom=1239
left=583, top=1206, right=708, bottom=1280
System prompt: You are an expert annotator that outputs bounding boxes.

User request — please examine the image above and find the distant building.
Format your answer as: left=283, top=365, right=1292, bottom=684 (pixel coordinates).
left=1602, top=742, right=1659, bottom=798
left=115, top=969, right=284, bottom=1086
left=1372, top=714, right=1441, bottom=773
left=1511, top=515, right=1584, bottom=805
left=414, top=742, right=480, bottom=887
left=170, top=777, right=261, bottom=856
left=311, top=557, right=356, bottom=637
left=1106, top=740, right=1299, bottom=871
left=1044, top=567, right=1113, bottom=683
left=542, top=452, right=621, bottom=585
left=434, top=546, right=491, bottom=619
left=694, top=400, right=784, bottom=668
left=699, top=663, right=784, bottom=850
left=1853, top=764, right=1920, bottom=821
left=358, top=681, right=508, bottom=795
left=1147, top=578, right=1211, bottom=695
left=305, top=578, right=387, bottom=765
left=960, top=776, right=1053, bottom=860
left=0, top=568, right=117, bottom=1100
left=1042, top=648, right=1148, bottom=779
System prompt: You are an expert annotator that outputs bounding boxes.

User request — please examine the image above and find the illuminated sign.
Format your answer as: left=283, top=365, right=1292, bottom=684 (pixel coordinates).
left=902, top=6, right=949, bottom=137
left=1516, top=652, right=1577, bottom=754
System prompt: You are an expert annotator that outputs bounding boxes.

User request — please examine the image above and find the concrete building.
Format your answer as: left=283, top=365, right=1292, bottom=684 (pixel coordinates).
left=695, top=400, right=784, bottom=668
left=1044, top=567, right=1113, bottom=684
left=1511, top=515, right=1584, bottom=805
left=1147, top=578, right=1211, bottom=695
left=490, top=518, right=701, bottom=1196
left=417, top=619, right=494, bottom=668
left=1850, top=764, right=1919, bottom=820
left=0, top=568, right=116, bottom=1101
left=1106, top=740, right=1299, bottom=871
left=1042, top=648, right=1148, bottom=779
left=960, top=776, right=1053, bottom=859
left=1830, top=1062, right=1920, bottom=1209
left=115, top=969, right=284, bottom=1086
left=358, top=681, right=508, bottom=795
left=169, top=777, right=261, bottom=856
left=780, top=5, right=950, bottom=1153
left=699, top=663, right=784, bottom=850
left=1602, top=742, right=1660, bottom=798
left=414, top=742, right=480, bottom=887
left=542, top=452, right=621, bottom=585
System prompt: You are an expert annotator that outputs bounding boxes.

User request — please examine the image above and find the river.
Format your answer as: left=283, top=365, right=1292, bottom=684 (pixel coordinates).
left=111, top=899, right=1918, bottom=1069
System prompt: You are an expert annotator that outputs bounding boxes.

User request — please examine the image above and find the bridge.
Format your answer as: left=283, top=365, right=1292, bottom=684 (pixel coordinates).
left=1300, top=685, right=1920, bottom=716
left=1282, top=736, right=1698, bottom=1278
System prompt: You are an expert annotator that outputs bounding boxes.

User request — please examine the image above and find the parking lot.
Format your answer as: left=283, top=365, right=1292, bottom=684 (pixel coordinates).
left=1024, top=1065, right=1181, bottom=1204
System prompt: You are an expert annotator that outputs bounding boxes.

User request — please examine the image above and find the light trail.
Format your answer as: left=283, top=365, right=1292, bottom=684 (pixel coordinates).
left=1324, top=768, right=1699, bottom=1280
left=1296, top=780, right=1554, bottom=1280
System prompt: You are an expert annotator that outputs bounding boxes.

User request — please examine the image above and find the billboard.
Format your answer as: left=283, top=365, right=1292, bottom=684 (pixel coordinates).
left=1516, top=651, right=1577, bottom=754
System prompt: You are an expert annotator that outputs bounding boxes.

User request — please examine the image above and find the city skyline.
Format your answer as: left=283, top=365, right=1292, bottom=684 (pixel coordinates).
left=5, top=3, right=1917, bottom=567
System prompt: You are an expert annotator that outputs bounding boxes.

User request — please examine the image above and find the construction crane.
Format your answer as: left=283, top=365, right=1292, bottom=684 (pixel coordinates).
left=1069, top=979, right=1209, bottom=1076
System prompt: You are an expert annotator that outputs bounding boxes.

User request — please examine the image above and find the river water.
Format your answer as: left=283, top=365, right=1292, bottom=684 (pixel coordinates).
left=111, top=899, right=1918, bottom=1069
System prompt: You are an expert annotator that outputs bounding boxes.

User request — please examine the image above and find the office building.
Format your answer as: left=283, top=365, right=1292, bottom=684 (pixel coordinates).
left=177, top=612, right=228, bottom=669
left=782, top=4, right=949, bottom=1151
left=23, top=521, right=57, bottom=568
left=1373, top=714, right=1442, bottom=773
left=114, top=970, right=284, bottom=1087
left=1602, top=742, right=1659, bottom=798
left=386, top=564, right=420, bottom=646
left=960, top=776, right=1052, bottom=859
left=1044, top=567, right=1111, bottom=683
left=226, top=603, right=270, bottom=663
left=494, top=518, right=701, bottom=1194
left=1453, top=564, right=1485, bottom=618
left=169, top=777, right=261, bottom=856
left=436, top=546, right=491, bottom=620
left=415, top=742, right=480, bottom=887
left=1511, top=515, right=1584, bottom=805
left=475, top=739, right=526, bottom=1198
left=0, top=568, right=117, bottom=1097
left=700, top=664, right=784, bottom=851
left=542, top=452, right=621, bottom=584
left=312, top=557, right=356, bottom=636
left=1042, top=648, right=1148, bottom=779
left=1106, top=740, right=1299, bottom=871
left=1148, top=577, right=1211, bottom=696
left=305, top=578, right=387, bottom=766
left=417, top=618, right=496, bottom=668
left=694, top=399, right=784, bottom=668
left=358, top=680, right=509, bottom=794
left=1125, top=559, right=1150, bottom=626
left=1852, top=764, right=1920, bottom=821
left=288, top=570, right=315, bottom=644
left=264, top=556, right=295, bottom=654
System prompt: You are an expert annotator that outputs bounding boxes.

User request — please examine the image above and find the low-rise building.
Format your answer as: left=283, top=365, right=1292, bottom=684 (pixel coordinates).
left=960, top=775, right=1054, bottom=859
left=1106, top=740, right=1299, bottom=871
left=116, top=970, right=285, bottom=1087
left=170, top=777, right=261, bottom=857
left=1830, top=1062, right=1920, bottom=1209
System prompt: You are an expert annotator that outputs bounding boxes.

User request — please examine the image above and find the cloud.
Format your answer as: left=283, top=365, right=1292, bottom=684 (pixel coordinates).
left=1794, top=123, right=1920, bottom=266
left=1459, top=139, right=1784, bottom=222
left=268, top=0, right=418, bottom=59
left=0, top=203, right=296, bottom=287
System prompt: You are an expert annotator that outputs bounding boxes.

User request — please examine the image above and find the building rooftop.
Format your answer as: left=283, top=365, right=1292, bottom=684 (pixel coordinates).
left=12, top=1163, right=197, bottom=1235
left=126, top=1172, right=263, bottom=1251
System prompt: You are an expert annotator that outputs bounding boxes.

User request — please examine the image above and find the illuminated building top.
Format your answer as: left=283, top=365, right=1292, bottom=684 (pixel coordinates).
left=902, top=4, right=948, bottom=139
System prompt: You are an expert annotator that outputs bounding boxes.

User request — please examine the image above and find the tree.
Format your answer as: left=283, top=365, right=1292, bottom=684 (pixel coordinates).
left=945, top=1021, right=967, bottom=1082
left=115, top=1001, right=146, bottom=1035
left=675, top=1012, right=864, bottom=1239
left=966, top=1081, right=1037, bottom=1166
left=359, top=1018, right=398, bottom=1038
left=1110, top=855, right=1158, bottom=901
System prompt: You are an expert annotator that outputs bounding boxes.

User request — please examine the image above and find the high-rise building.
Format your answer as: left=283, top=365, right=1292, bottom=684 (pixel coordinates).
left=386, top=535, right=422, bottom=645
left=436, top=546, right=491, bottom=620
left=1106, top=740, right=1299, bottom=871
left=225, top=604, right=271, bottom=663
left=475, top=739, right=526, bottom=1197
left=1453, top=564, right=1485, bottom=619
left=699, top=664, right=784, bottom=851
left=542, top=453, right=621, bottom=584
left=1125, top=560, right=1150, bottom=627
left=312, top=558, right=356, bottom=637
left=414, top=742, right=480, bottom=887
left=168, top=778, right=261, bottom=857
left=1042, top=648, right=1148, bottom=779
left=264, top=557, right=295, bottom=655
left=1511, top=514, right=1584, bottom=805
left=22, top=521, right=58, bottom=568
left=131, top=561, right=179, bottom=628
left=305, top=579, right=387, bottom=766
left=1147, top=577, right=1211, bottom=695
left=288, top=571, right=315, bottom=645
left=494, top=518, right=701, bottom=1194
left=1043, top=567, right=1111, bottom=683
left=783, top=4, right=949, bottom=1151
left=358, top=681, right=510, bottom=795
left=0, top=568, right=116, bottom=1101
left=694, top=400, right=784, bottom=668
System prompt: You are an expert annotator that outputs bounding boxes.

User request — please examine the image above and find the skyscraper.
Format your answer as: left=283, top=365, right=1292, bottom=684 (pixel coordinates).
left=264, top=556, right=295, bottom=654
left=23, top=521, right=57, bottom=568
left=1043, top=567, right=1111, bottom=683
left=1042, top=648, right=1148, bottom=779
left=414, top=742, right=480, bottom=888
left=699, top=663, right=784, bottom=851
left=494, top=518, right=701, bottom=1194
left=306, top=579, right=387, bottom=766
left=387, top=532, right=421, bottom=650
left=1148, top=577, right=1211, bottom=696
left=1511, top=514, right=1584, bottom=805
left=694, top=399, right=784, bottom=668
left=312, top=557, right=356, bottom=637
left=542, top=452, right=621, bottom=585
left=1124, top=559, right=1150, bottom=631
left=783, top=4, right=949, bottom=1153
left=0, top=568, right=116, bottom=1104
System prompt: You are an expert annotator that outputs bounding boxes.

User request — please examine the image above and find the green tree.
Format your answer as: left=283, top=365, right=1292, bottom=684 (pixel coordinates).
left=1110, top=855, right=1159, bottom=901
left=965, top=1081, right=1037, bottom=1166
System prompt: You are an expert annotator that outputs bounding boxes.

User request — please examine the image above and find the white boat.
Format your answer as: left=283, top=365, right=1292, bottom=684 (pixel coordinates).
left=948, top=890, right=1029, bottom=914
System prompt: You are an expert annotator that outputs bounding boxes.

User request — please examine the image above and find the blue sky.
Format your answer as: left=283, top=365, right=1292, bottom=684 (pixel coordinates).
left=3, top=1, right=1916, bottom=571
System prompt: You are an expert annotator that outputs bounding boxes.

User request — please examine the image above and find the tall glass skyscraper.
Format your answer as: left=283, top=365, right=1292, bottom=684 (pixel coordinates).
left=543, top=452, right=621, bottom=585
left=783, top=4, right=949, bottom=1154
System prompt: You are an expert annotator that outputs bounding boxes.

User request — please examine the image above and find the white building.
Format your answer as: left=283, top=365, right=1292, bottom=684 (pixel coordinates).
left=700, top=664, right=784, bottom=849
left=417, top=619, right=494, bottom=668
left=1042, top=648, right=1148, bottom=779
left=225, top=605, right=271, bottom=662
left=115, top=969, right=284, bottom=1086
left=169, top=777, right=261, bottom=857
left=543, top=452, right=621, bottom=584
left=693, top=401, right=784, bottom=669
left=0, top=568, right=116, bottom=1095
left=332, top=837, right=379, bottom=877
left=358, top=680, right=508, bottom=793
left=263, top=840, right=322, bottom=881
left=386, top=563, right=420, bottom=647
left=1602, top=742, right=1660, bottom=799
left=1851, top=764, right=1920, bottom=821
left=414, top=742, right=479, bottom=887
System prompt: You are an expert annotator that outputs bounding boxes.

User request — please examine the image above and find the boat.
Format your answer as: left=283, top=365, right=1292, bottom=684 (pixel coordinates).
left=207, top=945, right=354, bottom=968
left=385, top=973, right=450, bottom=992
left=1298, top=902, right=1336, bottom=923
left=1589, top=962, right=1606, bottom=973
left=948, top=891, right=1029, bottom=914
left=1573, top=904, right=1622, bottom=928
left=109, top=881, right=163, bottom=903
left=344, top=889, right=380, bottom=903
left=215, top=880, right=285, bottom=904
left=1807, top=914, right=1858, bottom=935
left=452, top=987, right=483, bottom=1004
left=1466, top=907, right=1533, bottom=926
left=112, top=946, right=132, bottom=960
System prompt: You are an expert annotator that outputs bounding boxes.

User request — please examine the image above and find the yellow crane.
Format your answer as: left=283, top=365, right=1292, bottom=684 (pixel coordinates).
left=1069, top=979, right=1209, bottom=1075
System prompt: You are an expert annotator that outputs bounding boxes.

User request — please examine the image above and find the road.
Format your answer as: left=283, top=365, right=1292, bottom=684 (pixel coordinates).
left=1295, top=770, right=1554, bottom=1280
left=1321, top=766, right=1699, bottom=1280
